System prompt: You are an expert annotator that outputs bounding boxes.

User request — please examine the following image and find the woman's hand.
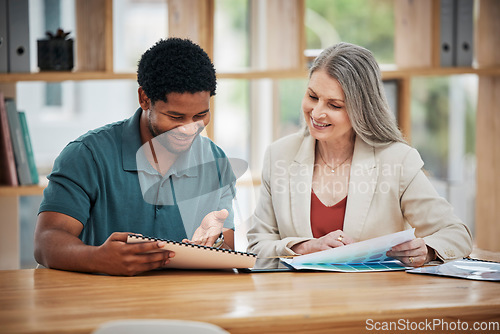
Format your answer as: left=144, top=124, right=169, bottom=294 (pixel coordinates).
left=386, top=238, right=436, bottom=267
left=291, top=230, right=354, bottom=255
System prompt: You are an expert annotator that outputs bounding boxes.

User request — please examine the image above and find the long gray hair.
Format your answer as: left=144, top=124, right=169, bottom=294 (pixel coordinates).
left=309, top=42, right=406, bottom=146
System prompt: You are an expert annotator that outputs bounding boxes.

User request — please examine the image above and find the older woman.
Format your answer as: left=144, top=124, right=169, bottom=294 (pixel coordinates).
left=247, top=42, right=472, bottom=267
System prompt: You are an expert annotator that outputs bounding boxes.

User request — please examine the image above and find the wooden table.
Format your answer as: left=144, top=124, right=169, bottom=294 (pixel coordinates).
left=1, top=267, right=499, bottom=334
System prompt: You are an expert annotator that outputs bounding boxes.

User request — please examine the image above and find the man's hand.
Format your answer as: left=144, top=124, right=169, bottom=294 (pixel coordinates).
left=34, top=211, right=176, bottom=276
left=95, top=232, right=175, bottom=276
left=183, top=209, right=229, bottom=247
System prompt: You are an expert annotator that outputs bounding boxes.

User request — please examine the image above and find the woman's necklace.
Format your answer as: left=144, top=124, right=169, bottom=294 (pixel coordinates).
left=318, top=149, right=352, bottom=174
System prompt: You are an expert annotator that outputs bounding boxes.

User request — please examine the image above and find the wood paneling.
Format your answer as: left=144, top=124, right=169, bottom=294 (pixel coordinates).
left=475, top=0, right=500, bottom=67
left=250, top=0, right=305, bottom=71
left=394, top=0, right=434, bottom=68
left=168, top=0, right=215, bottom=138
left=474, top=0, right=500, bottom=251
left=168, top=0, right=214, bottom=58
left=397, top=77, right=412, bottom=142
left=475, top=76, right=500, bottom=251
left=266, top=0, right=305, bottom=70
left=75, top=0, right=113, bottom=72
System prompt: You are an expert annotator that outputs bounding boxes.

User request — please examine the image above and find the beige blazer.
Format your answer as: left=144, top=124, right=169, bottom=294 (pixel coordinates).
left=247, top=130, right=473, bottom=262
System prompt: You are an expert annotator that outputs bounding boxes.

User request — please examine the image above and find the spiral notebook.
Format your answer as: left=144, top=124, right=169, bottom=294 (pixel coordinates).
left=127, top=234, right=257, bottom=269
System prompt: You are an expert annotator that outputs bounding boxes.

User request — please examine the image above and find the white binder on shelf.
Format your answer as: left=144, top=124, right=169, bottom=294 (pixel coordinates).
left=439, top=0, right=456, bottom=67
left=0, top=0, right=8, bottom=73
left=455, top=0, right=474, bottom=67
left=7, top=0, right=30, bottom=73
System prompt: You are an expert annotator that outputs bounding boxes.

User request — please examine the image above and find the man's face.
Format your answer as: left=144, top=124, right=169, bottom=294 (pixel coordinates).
left=145, top=91, right=211, bottom=154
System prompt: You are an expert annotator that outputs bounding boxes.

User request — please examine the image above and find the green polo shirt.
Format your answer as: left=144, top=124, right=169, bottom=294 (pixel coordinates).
left=39, top=108, right=235, bottom=246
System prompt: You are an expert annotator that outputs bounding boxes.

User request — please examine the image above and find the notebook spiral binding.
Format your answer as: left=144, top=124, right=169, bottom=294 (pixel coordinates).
left=127, top=234, right=257, bottom=257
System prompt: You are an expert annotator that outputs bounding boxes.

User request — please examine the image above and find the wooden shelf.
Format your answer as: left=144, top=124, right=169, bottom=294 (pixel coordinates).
left=0, top=185, right=45, bottom=197
left=381, top=65, right=500, bottom=79
left=217, top=66, right=500, bottom=80
left=2, top=65, right=500, bottom=83
left=0, top=71, right=137, bottom=83
left=218, top=69, right=308, bottom=80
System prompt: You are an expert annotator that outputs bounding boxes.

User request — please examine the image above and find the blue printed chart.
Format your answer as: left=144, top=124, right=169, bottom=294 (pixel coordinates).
left=281, top=229, right=415, bottom=272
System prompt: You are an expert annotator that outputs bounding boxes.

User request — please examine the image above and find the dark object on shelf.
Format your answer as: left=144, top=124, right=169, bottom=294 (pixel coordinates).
left=37, top=29, right=74, bottom=71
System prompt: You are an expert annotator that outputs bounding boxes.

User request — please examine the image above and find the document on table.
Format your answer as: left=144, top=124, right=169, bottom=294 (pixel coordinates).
left=407, top=258, right=500, bottom=281
left=281, top=229, right=415, bottom=272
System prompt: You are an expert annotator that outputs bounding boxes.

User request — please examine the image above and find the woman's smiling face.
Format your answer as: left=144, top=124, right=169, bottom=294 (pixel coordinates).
left=302, top=69, right=354, bottom=144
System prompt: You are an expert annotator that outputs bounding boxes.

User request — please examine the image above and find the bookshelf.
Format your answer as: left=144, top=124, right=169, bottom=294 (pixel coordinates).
left=392, top=0, right=500, bottom=253
left=0, top=0, right=499, bottom=269
left=473, top=0, right=500, bottom=253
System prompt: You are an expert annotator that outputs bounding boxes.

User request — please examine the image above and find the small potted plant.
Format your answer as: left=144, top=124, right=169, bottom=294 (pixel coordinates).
left=37, top=28, right=74, bottom=71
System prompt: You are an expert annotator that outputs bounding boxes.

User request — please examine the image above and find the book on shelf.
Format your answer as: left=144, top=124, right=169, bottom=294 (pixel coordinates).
left=439, top=0, right=474, bottom=67
left=7, top=0, right=31, bottom=73
left=281, top=229, right=415, bottom=272
left=4, top=98, right=33, bottom=185
left=0, top=0, right=8, bottom=73
left=0, top=92, right=18, bottom=185
left=2, top=98, right=39, bottom=186
left=455, top=0, right=474, bottom=67
left=439, top=0, right=455, bottom=67
left=18, top=111, right=38, bottom=185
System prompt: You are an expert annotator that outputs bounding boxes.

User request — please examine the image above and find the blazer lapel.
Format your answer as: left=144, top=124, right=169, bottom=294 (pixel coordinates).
left=289, top=134, right=316, bottom=237
left=343, top=136, right=378, bottom=240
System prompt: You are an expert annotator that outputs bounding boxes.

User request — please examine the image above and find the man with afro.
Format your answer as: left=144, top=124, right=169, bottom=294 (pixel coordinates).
left=35, top=38, right=237, bottom=276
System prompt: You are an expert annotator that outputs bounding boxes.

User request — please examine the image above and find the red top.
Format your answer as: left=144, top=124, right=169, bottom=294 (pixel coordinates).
left=310, top=191, right=347, bottom=238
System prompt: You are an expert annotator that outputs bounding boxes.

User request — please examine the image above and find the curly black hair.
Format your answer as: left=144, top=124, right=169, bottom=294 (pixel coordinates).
left=137, top=38, right=216, bottom=103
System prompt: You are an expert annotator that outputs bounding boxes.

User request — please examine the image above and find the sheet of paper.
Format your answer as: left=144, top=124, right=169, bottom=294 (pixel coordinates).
left=284, top=228, right=415, bottom=266
left=407, top=259, right=500, bottom=281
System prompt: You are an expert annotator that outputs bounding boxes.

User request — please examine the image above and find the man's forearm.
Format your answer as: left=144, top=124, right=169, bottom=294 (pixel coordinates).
left=34, top=229, right=99, bottom=273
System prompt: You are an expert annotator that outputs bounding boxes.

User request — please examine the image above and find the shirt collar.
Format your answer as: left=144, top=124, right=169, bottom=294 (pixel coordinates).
left=134, top=129, right=205, bottom=179
left=167, top=135, right=202, bottom=178
left=122, top=108, right=144, bottom=172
